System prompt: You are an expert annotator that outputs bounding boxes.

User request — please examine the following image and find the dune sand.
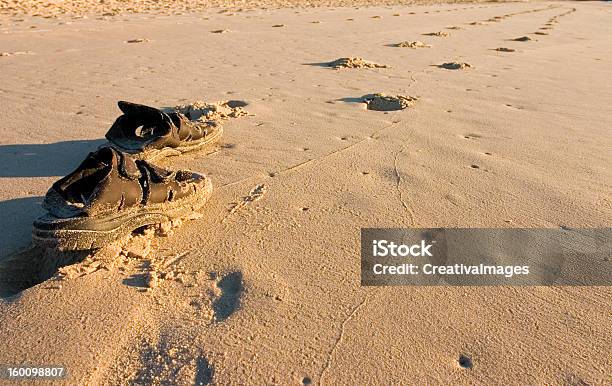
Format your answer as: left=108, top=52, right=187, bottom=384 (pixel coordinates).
left=0, top=1, right=611, bottom=384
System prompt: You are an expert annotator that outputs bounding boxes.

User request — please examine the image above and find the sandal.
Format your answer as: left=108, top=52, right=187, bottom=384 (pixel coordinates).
left=105, top=101, right=223, bottom=161
left=33, top=146, right=212, bottom=250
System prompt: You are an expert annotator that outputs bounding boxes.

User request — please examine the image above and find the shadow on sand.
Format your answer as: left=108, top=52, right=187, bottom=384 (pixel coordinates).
left=336, top=94, right=376, bottom=104
left=0, top=196, right=89, bottom=298
left=0, top=245, right=89, bottom=298
left=0, top=196, right=45, bottom=259
left=0, top=139, right=105, bottom=178
left=302, top=61, right=336, bottom=68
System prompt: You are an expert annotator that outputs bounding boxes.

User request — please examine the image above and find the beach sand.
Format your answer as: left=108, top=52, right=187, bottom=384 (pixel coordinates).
left=0, top=1, right=611, bottom=384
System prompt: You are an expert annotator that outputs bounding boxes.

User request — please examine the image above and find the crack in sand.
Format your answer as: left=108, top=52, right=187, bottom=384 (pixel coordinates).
left=217, top=118, right=401, bottom=194
left=319, top=295, right=368, bottom=383
left=271, top=119, right=400, bottom=177
left=393, top=148, right=417, bottom=226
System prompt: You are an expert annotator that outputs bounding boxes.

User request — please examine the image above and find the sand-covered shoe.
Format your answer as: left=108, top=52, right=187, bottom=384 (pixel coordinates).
left=105, top=101, right=223, bottom=161
left=33, top=147, right=212, bottom=250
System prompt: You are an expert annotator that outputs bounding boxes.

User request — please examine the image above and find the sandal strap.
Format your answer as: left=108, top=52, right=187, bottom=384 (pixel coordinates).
left=136, top=159, right=175, bottom=205
left=105, top=101, right=181, bottom=151
left=43, top=147, right=144, bottom=217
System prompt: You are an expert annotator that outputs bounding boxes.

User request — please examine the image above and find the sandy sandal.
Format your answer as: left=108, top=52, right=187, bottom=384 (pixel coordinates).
left=105, top=101, right=223, bottom=162
left=32, top=146, right=212, bottom=250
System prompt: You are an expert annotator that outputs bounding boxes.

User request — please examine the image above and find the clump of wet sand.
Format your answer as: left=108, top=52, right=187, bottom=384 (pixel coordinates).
left=395, top=41, right=431, bottom=48
left=125, top=38, right=149, bottom=43
left=327, top=57, right=388, bottom=69
left=56, top=215, right=200, bottom=290
left=0, top=51, right=33, bottom=56
left=438, top=61, right=472, bottom=70
left=0, top=228, right=176, bottom=296
left=365, top=94, right=418, bottom=111
left=424, top=31, right=450, bottom=37
left=171, top=100, right=249, bottom=123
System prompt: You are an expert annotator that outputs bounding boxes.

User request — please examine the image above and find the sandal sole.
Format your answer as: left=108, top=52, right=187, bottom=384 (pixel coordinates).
left=32, top=179, right=212, bottom=251
left=107, top=125, right=223, bottom=162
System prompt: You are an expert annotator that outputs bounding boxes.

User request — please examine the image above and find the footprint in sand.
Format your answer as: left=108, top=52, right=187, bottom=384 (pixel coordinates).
left=364, top=94, right=418, bottom=111
left=131, top=337, right=214, bottom=385
left=212, top=271, right=243, bottom=322
left=534, top=31, right=548, bottom=35
left=210, top=29, right=229, bottom=33
left=446, top=25, right=462, bottom=30
left=395, top=41, right=431, bottom=48
left=513, top=36, right=533, bottom=42
left=438, top=62, right=472, bottom=70
left=424, top=31, right=450, bottom=37
left=272, top=24, right=285, bottom=27
left=194, top=356, right=214, bottom=385
left=325, top=57, right=388, bottom=69
left=225, top=183, right=267, bottom=217
left=457, top=355, right=474, bottom=369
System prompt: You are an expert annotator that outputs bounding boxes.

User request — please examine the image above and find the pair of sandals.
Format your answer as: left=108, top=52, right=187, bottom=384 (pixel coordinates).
left=33, top=101, right=222, bottom=251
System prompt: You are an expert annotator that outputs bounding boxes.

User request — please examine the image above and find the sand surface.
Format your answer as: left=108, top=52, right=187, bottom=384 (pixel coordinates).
left=1, top=0, right=499, bottom=17
left=0, top=1, right=611, bottom=384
